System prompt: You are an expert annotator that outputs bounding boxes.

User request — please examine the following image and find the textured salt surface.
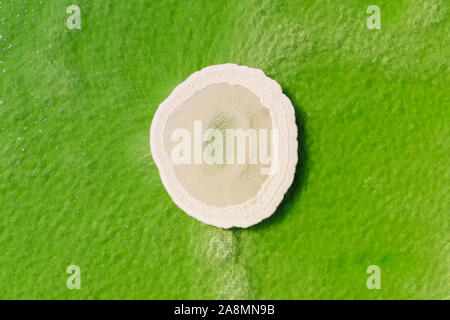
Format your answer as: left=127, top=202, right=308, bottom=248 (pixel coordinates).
left=163, top=83, right=272, bottom=207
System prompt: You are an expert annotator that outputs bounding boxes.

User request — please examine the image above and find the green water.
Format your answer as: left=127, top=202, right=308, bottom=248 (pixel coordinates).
left=0, top=0, right=448, bottom=299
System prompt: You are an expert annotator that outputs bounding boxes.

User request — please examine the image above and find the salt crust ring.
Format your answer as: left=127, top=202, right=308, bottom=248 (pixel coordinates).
left=150, top=64, right=298, bottom=228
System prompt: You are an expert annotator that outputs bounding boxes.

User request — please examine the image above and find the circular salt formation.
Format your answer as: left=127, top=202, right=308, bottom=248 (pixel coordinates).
left=150, top=64, right=298, bottom=228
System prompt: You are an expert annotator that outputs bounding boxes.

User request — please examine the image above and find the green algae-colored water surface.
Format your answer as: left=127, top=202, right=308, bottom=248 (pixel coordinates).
left=0, top=0, right=448, bottom=299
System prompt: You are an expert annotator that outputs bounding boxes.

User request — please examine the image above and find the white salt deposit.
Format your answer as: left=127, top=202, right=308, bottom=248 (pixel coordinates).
left=150, top=64, right=298, bottom=228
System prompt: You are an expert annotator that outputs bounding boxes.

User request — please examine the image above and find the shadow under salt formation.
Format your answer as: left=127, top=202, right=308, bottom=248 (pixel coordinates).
left=243, top=89, right=309, bottom=231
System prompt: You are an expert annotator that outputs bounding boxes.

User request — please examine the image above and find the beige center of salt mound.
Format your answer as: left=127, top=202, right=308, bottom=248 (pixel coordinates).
left=163, top=83, right=272, bottom=207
